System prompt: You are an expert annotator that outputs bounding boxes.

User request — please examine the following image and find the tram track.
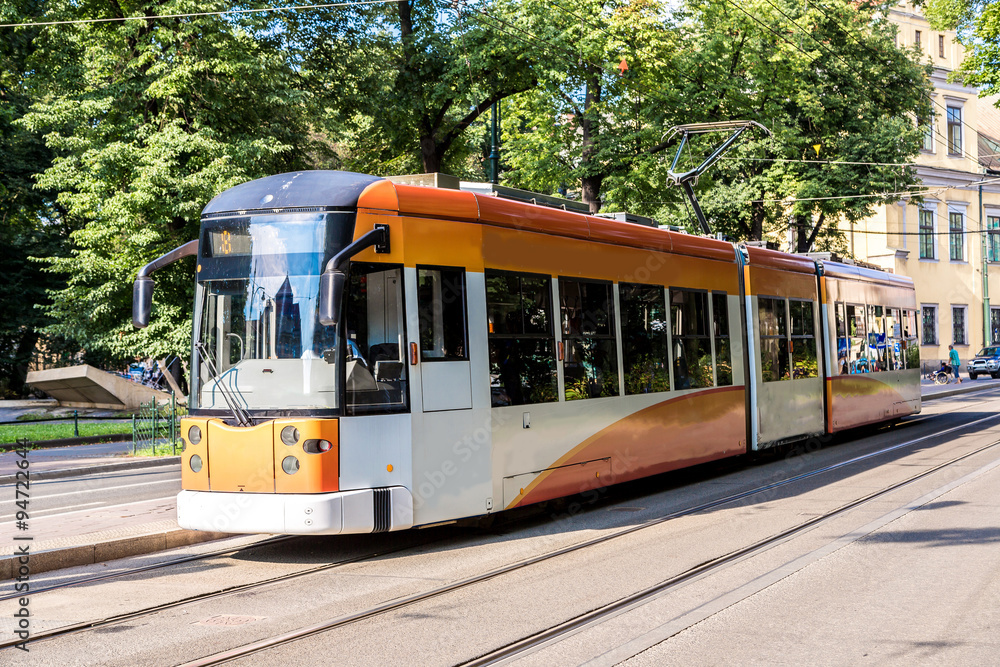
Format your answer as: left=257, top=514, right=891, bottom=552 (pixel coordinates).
left=1, top=386, right=974, bottom=608
left=173, top=409, right=1000, bottom=667
left=461, top=435, right=1000, bottom=666
left=4, top=401, right=992, bottom=658
left=0, top=536, right=299, bottom=604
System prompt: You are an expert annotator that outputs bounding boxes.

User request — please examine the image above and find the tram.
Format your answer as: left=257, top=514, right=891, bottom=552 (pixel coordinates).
left=132, top=170, right=921, bottom=535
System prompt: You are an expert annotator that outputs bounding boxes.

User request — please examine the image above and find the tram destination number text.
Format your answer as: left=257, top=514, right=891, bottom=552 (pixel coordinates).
left=12, top=445, right=31, bottom=651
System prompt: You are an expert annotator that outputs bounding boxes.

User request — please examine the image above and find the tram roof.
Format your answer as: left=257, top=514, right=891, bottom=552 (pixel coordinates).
left=822, top=261, right=914, bottom=289
left=357, top=178, right=738, bottom=263
left=202, top=171, right=384, bottom=215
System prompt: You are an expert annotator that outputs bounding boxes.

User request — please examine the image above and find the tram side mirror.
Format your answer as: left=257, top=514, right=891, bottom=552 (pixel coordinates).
left=132, top=276, right=154, bottom=329
left=318, top=269, right=347, bottom=327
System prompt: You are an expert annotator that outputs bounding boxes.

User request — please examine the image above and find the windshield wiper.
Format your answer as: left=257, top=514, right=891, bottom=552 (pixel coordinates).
left=195, top=342, right=254, bottom=427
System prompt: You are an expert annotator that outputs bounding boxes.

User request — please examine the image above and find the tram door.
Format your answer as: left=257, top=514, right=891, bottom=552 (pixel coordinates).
left=415, top=266, right=473, bottom=412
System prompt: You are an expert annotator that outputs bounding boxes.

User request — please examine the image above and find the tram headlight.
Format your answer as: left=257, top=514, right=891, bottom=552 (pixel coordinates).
left=280, top=426, right=300, bottom=446
left=281, top=456, right=300, bottom=475
left=188, top=425, right=202, bottom=445
left=190, top=454, right=203, bottom=473
left=303, top=439, right=333, bottom=454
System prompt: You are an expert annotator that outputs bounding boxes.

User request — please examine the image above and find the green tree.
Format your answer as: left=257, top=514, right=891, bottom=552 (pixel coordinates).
left=656, top=0, right=932, bottom=246
left=18, top=1, right=315, bottom=363
left=502, top=0, right=931, bottom=244
left=296, top=0, right=539, bottom=176
left=925, top=0, right=1000, bottom=96
left=500, top=0, right=682, bottom=213
left=0, top=0, right=72, bottom=396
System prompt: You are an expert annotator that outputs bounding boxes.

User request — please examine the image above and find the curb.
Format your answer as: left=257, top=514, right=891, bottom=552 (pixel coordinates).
left=0, top=528, right=231, bottom=580
left=922, top=381, right=1000, bottom=401
left=0, top=456, right=180, bottom=484
left=0, top=434, right=131, bottom=451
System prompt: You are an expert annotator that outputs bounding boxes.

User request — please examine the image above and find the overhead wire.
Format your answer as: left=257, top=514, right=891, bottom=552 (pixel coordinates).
left=0, top=0, right=401, bottom=28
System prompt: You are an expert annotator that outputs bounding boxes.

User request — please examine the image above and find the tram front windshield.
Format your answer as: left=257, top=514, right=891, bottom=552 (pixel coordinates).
left=193, top=211, right=351, bottom=412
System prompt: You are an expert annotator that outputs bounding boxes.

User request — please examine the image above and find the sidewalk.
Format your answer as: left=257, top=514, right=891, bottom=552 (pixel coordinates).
left=0, top=440, right=216, bottom=579
left=920, top=374, right=1000, bottom=399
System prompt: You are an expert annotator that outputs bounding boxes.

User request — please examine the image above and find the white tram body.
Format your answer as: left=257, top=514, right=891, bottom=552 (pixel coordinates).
left=142, top=171, right=920, bottom=535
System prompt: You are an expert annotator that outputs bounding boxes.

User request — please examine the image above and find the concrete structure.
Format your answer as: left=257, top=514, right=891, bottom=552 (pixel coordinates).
left=26, top=364, right=171, bottom=410
left=841, top=3, right=1000, bottom=371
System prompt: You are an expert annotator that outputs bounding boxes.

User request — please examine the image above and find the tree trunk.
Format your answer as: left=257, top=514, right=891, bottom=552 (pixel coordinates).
left=420, top=136, right=442, bottom=173
left=750, top=201, right=764, bottom=241
left=795, top=213, right=810, bottom=253
left=11, top=329, right=38, bottom=397
left=580, top=66, right=603, bottom=214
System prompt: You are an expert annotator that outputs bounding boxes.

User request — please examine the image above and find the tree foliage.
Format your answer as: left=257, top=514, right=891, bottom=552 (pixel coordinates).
left=0, top=0, right=941, bottom=390
left=297, top=0, right=540, bottom=176
left=503, top=0, right=931, bottom=245
left=670, top=0, right=932, bottom=247
left=19, top=0, right=316, bottom=364
left=925, top=0, right=1000, bottom=97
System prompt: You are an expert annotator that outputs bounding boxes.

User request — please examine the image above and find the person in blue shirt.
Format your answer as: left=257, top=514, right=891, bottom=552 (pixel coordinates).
left=949, top=345, right=962, bottom=383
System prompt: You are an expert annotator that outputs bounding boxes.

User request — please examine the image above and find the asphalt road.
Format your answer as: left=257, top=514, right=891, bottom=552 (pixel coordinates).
left=0, top=466, right=182, bottom=543
left=3, top=388, right=1000, bottom=665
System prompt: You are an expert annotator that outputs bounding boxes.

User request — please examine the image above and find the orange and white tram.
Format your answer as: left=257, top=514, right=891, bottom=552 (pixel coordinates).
left=132, top=171, right=921, bottom=535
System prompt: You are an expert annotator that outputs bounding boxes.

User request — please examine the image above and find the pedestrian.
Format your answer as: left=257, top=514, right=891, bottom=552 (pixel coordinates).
left=949, top=344, right=962, bottom=383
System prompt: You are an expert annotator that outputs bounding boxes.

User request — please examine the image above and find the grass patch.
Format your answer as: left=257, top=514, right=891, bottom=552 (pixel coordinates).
left=134, top=442, right=183, bottom=457
left=0, top=421, right=131, bottom=444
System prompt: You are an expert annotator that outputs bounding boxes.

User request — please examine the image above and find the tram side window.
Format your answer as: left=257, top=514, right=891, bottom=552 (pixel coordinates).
left=561, top=278, right=620, bottom=400
left=620, top=283, right=669, bottom=394
left=417, top=267, right=468, bottom=361
left=758, top=297, right=789, bottom=382
left=886, top=308, right=903, bottom=370
left=903, top=309, right=920, bottom=369
left=343, top=263, right=409, bottom=414
left=867, top=305, right=888, bottom=372
left=790, top=300, right=818, bottom=378
left=836, top=302, right=849, bottom=374
left=485, top=270, right=557, bottom=407
left=846, top=304, right=868, bottom=373
left=671, top=288, right=714, bottom=389
left=713, top=293, right=733, bottom=386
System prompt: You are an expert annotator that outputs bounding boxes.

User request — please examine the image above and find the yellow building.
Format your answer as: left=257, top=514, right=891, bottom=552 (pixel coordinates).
left=843, top=2, right=1000, bottom=372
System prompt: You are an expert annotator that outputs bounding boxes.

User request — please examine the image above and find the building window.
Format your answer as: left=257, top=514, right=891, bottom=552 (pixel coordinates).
left=915, top=30, right=921, bottom=48
left=485, top=270, right=557, bottom=407
left=992, top=308, right=1000, bottom=345
left=922, top=305, right=938, bottom=346
left=561, top=278, right=619, bottom=400
left=417, top=267, right=468, bottom=361
left=947, top=106, right=962, bottom=154
left=919, top=209, right=935, bottom=259
left=939, top=34, right=945, bottom=58
left=949, top=211, right=964, bottom=261
left=671, top=288, right=714, bottom=389
left=921, top=112, right=935, bottom=152
left=989, top=216, right=1000, bottom=262
left=952, top=305, right=967, bottom=346
left=619, top=283, right=669, bottom=395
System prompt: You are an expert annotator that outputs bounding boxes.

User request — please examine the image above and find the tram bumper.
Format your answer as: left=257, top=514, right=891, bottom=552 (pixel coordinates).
left=176, top=487, right=414, bottom=535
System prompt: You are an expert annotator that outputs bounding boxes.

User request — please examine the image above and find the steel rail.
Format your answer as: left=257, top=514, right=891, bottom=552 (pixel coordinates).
left=0, top=537, right=433, bottom=651
left=0, top=535, right=298, bottom=604
left=462, top=436, right=1000, bottom=666
left=178, top=410, right=1000, bottom=667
